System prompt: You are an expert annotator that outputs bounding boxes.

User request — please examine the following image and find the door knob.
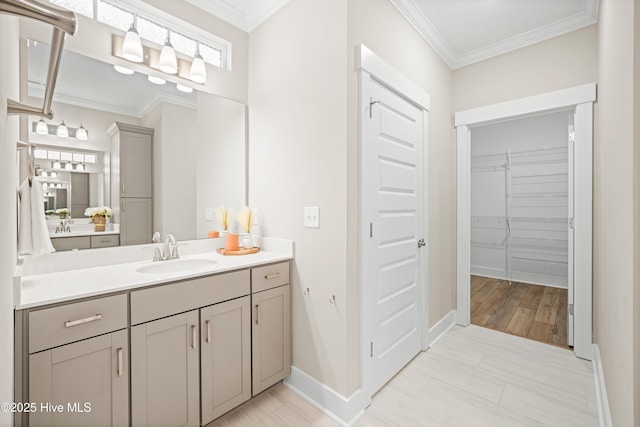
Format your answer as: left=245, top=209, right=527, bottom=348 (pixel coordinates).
left=417, top=239, right=426, bottom=248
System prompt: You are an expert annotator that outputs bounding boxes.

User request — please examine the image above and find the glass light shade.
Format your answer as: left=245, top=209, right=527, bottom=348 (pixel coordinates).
left=122, top=24, right=143, bottom=63
left=56, top=121, right=69, bottom=138
left=176, top=83, right=193, bottom=93
left=53, top=161, right=61, bottom=169
left=114, top=65, right=134, bottom=75
left=76, top=163, right=85, bottom=172
left=57, top=183, right=62, bottom=188
left=147, top=75, right=166, bottom=85
left=159, top=40, right=178, bottom=74
left=76, top=124, right=88, bottom=140
left=36, top=118, right=48, bottom=134
left=65, top=163, right=74, bottom=171
left=50, top=171, right=57, bottom=178
left=190, top=53, right=206, bottom=84
left=42, top=183, right=48, bottom=189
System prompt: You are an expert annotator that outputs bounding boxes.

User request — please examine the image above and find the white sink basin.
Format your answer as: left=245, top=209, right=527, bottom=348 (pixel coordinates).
left=136, top=258, right=217, bottom=274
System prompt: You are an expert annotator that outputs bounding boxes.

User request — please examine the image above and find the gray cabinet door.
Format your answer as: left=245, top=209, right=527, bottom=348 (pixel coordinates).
left=120, top=131, right=152, bottom=198
left=252, top=285, right=291, bottom=395
left=131, top=310, right=199, bottom=427
left=201, top=296, right=251, bottom=424
left=120, top=198, right=152, bottom=246
left=70, top=172, right=89, bottom=218
left=28, top=330, right=128, bottom=427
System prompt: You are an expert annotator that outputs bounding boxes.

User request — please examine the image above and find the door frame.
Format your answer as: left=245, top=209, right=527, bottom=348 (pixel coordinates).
left=454, top=83, right=596, bottom=360
left=357, top=44, right=431, bottom=401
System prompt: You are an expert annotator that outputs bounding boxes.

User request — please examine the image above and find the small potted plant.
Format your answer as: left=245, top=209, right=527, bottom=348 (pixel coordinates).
left=55, top=208, right=70, bottom=219
left=84, top=206, right=112, bottom=232
left=45, top=209, right=55, bottom=217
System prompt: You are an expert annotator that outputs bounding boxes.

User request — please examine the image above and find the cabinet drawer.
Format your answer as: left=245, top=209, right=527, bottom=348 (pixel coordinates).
left=251, top=261, right=290, bottom=293
left=50, top=236, right=91, bottom=251
left=91, top=234, right=120, bottom=248
left=29, top=294, right=127, bottom=354
left=131, top=269, right=250, bottom=325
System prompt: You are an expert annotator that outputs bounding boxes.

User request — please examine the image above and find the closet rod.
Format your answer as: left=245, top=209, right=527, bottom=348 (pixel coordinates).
left=0, top=0, right=77, bottom=119
left=471, top=145, right=567, bottom=159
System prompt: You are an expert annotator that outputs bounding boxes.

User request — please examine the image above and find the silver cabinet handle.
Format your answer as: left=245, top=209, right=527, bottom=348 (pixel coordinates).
left=122, top=183, right=125, bottom=194
left=121, top=202, right=125, bottom=213
left=255, top=304, right=260, bottom=325
left=264, top=272, right=280, bottom=280
left=191, top=325, right=197, bottom=349
left=205, top=320, right=211, bottom=343
left=65, top=314, right=102, bottom=328
left=117, top=348, right=123, bottom=377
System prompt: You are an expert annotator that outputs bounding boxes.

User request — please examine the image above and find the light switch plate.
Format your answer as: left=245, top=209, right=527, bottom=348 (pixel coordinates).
left=205, top=207, right=213, bottom=221
left=304, top=207, right=320, bottom=228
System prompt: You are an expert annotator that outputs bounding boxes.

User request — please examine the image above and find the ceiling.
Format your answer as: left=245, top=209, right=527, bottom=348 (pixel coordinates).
left=188, top=0, right=598, bottom=69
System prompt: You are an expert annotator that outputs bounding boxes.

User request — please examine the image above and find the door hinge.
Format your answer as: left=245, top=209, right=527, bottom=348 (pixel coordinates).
left=569, top=218, right=574, bottom=229
left=370, top=222, right=373, bottom=238
left=569, top=131, right=575, bottom=143
left=370, top=341, right=373, bottom=358
left=569, top=304, right=574, bottom=316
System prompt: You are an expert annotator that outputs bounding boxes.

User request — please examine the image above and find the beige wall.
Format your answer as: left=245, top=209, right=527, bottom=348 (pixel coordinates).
left=594, top=0, right=639, bottom=425
left=248, top=0, right=350, bottom=395
left=452, top=24, right=598, bottom=112
left=0, top=15, right=19, bottom=426
left=635, top=3, right=640, bottom=425
left=347, top=0, right=455, bottom=332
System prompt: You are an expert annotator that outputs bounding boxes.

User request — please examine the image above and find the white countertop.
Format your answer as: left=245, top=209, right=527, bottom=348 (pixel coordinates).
left=49, top=230, right=120, bottom=238
left=15, top=237, right=294, bottom=310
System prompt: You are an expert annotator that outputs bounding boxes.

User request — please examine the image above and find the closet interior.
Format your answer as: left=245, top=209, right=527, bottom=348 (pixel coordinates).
left=469, top=111, right=572, bottom=348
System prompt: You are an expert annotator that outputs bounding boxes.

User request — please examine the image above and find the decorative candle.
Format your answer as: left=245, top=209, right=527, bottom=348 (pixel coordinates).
left=225, top=233, right=239, bottom=251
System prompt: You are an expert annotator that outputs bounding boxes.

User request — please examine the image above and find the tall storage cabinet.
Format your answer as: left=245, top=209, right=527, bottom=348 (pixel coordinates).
left=108, top=122, right=153, bottom=246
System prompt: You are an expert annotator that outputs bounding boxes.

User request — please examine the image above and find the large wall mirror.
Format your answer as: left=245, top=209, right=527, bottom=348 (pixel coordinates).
left=20, top=38, right=247, bottom=248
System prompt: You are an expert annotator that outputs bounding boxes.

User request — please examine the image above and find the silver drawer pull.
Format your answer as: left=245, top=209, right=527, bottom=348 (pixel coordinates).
left=205, top=320, right=211, bottom=343
left=191, top=325, right=197, bottom=349
left=65, top=314, right=102, bottom=328
left=264, top=272, right=280, bottom=280
left=255, top=304, right=260, bottom=325
left=117, top=348, right=123, bottom=377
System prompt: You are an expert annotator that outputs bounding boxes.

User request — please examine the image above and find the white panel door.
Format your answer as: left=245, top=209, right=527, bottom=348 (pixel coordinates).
left=364, top=77, right=425, bottom=394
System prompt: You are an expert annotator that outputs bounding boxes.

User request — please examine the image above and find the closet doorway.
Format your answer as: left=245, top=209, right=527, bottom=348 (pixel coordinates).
left=469, top=112, right=572, bottom=347
left=454, top=83, right=595, bottom=360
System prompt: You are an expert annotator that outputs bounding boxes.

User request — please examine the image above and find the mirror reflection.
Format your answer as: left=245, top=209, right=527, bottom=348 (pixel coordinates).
left=22, top=40, right=247, bottom=250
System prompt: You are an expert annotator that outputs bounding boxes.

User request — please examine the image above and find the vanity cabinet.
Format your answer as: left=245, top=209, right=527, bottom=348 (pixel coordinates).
left=251, top=262, right=291, bottom=395
left=109, top=122, right=153, bottom=246
left=19, top=294, right=129, bottom=427
left=131, top=311, right=200, bottom=427
left=51, top=234, right=120, bottom=251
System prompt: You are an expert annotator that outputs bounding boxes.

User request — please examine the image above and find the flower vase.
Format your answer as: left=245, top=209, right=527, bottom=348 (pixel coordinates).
left=93, top=215, right=106, bottom=232
left=241, top=233, right=253, bottom=249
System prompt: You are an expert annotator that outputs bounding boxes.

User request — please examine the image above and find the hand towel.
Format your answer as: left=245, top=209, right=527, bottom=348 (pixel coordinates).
left=18, top=179, right=55, bottom=256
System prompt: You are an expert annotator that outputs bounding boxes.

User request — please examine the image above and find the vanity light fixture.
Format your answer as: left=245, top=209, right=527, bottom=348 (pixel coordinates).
left=76, top=124, right=88, bottom=141
left=53, top=161, right=61, bottom=169
left=122, top=17, right=143, bottom=63
left=147, top=75, right=166, bottom=85
left=176, top=83, right=193, bottom=93
left=190, top=43, right=206, bottom=84
left=158, top=32, right=178, bottom=74
left=75, top=163, right=85, bottom=172
left=56, top=121, right=69, bottom=138
left=36, top=118, right=48, bottom=135
left=114, top=64, right=135, bottom=75
left=50, top=171, right=57, bottom=178
left=64, top=162, right=74, bottom=171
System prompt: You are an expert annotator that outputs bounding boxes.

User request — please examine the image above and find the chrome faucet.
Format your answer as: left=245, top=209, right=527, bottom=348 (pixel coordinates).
left=55, top=219, right=71, bottom=233
left=162, top=234, right=179, bottom=260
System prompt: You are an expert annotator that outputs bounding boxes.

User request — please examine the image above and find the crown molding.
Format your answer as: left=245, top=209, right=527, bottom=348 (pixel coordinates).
left=136, top=91, right=197, bottom=118
left=389, top=0, right=599, bottom=69
left=184, top=0, right=291, bottom=32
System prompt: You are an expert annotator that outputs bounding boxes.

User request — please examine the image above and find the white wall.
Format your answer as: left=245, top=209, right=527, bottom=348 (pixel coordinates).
left=0, top=15, right=19, bottom=425
left=593, top=0, right=639, bottom=424
left=248, top=0, right=350, bottom=395
left=452, top=24, right=598, bottom=112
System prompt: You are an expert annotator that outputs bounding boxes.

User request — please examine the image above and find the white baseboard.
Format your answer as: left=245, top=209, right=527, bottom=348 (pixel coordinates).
left=426, top=309, right=456, bottom=348
left=283, top=367, right=366, bottom=426
left=592, top=344, right=613, bottom=427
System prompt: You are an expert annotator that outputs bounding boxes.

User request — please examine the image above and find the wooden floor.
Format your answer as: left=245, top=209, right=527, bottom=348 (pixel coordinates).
left=209, top=325, right=597, bottom=426
left=471, top=275, right=569, bottom=348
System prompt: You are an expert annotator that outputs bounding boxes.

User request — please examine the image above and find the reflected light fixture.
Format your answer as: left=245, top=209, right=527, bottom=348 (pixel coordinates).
left=65, top=163, right=74, bottom=171
left=76, top=163, right=85, bottom=172
left=50, top=171, right=57, bottom=178
left=147, top=75, right=166, bottom=85
left=122, top=18, right=143, bottom=63
left=176, top=83, right=193, bottom=93
left=53, top=161, right=61, bottom=169
left=36, top=118, right=48, bottom=134
left=190, top=44, right=206, bottom=84
left=76, top=124, right=88, bottom=141
left=114, top=64, right=134, bottom=75
left=159, top=36, right=177, bottom=74
left=56, top=121, right=69, bottom=138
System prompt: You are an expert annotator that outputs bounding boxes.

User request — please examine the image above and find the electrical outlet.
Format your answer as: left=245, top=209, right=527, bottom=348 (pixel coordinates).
left=205, top=206, right=213, bottom=221
left=304, top=207, right=320, bottom=228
